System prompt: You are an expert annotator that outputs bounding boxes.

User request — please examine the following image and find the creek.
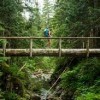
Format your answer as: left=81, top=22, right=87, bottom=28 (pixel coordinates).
left=31, top=69, right=53, bottom=100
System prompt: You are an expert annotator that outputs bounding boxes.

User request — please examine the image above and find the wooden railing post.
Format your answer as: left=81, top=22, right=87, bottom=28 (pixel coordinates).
left=59, top=38, right=62, bottom=57
left=3, top=39, right=6, bottom=57
left=83, top=42, right=85, bottom=48
left=86, top=38, right=89, bottom=57
left=82, top=35, right=85, bottom=48
left=30, top=39, right=33, bottom=57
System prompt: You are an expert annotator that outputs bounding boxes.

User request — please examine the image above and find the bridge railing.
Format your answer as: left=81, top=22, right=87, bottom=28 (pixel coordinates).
left=0, top=37, right=100, bottom=57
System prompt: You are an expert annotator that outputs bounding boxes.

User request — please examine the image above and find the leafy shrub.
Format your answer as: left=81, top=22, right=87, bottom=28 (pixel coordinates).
left=60, top=58, right=100, bottom=99
left=3, top=92, right=20, bottom=100
left=76, top=92, right=100, bottom=100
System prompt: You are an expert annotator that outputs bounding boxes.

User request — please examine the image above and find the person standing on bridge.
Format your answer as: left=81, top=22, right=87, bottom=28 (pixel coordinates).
left=44, top=27, right=51, bottom=47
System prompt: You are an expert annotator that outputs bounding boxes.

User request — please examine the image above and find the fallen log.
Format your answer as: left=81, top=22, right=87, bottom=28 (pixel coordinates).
left=0, top=49, right=100, bottom=57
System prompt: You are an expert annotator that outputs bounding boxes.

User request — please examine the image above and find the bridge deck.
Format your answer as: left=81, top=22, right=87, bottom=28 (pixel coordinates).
left=0, top=49, right=100, bottom=57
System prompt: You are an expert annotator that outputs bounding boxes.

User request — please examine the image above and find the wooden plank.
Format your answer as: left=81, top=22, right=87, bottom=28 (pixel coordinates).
left=0, top=49, right=100, bottom=57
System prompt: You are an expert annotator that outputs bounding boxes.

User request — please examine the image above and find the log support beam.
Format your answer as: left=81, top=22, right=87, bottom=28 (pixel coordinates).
left=0, top=49, right=100, bottom=57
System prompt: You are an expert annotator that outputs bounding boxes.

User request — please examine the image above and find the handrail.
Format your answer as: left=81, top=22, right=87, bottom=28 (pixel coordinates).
left=0, top=37, right=100, bottom=39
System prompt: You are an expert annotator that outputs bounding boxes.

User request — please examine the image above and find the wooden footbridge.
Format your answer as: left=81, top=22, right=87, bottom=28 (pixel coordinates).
left=0, top=37, right=100, bottom=57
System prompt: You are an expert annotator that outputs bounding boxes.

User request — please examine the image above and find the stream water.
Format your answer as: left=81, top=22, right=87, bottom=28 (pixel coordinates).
left=31, top=70, right=53, bottom=100
left=41, top=88, right=48, bottom=100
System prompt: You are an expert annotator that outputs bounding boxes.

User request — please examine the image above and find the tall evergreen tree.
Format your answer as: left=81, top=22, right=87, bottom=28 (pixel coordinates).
left=42, top=0, right=53, bottom=27
left=0, top=0, right=25, bottom=36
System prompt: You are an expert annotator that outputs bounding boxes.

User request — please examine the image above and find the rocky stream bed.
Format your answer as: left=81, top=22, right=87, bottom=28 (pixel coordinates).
left=30, top=70, right=64, bottom=100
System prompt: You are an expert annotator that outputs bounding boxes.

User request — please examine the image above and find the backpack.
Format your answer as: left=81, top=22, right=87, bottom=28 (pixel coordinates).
left=44, top=28, right=49, bottom=37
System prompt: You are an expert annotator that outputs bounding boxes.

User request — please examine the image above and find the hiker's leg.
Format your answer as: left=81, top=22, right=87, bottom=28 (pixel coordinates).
left=48, top=39, right=50, bottom=47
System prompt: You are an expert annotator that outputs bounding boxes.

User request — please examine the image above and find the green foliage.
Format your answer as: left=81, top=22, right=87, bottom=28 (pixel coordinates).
left=0, top=39, right=7, bottom=46
left=0, top=0, right=99, bottom=100
left=53, top=0, right=100, bottom=39
left=60, top=58, right=100, bottom=99
left=44, top=0, right=100, bottom=99
left=4, top=92, right=20, bottom=100
left=51, top=1, right=100, bottom=99
left=0, top=0, right=55, bottom=99
left=0, top=89, right=4, bottom=99
left=0, top=25, right=5, bottom=32
left=0, top=57, right=9, bottom=63
left=77, top=58, right=100, bottom=85
left=42, top=0, right=53, bottom=27
left=61, top=70, right=78, bottom=89
left=41, top=57, right=56, bottom=70
left=76, top=92, right=100, bottom=100
left=0, top=0, right=24, bottom=35
left=31, top=79, right=43, bottom=92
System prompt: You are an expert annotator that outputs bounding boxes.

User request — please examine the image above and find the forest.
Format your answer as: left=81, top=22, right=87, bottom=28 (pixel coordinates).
left=0, top=0, right=100, bottom=100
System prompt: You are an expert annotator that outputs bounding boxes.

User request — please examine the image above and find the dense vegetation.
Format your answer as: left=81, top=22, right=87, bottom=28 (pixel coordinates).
left=0, top=0, right=100, bottom=100
left=50, top=0, right=100, bottom=100
left=0, top=0, right=54, bottom=99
